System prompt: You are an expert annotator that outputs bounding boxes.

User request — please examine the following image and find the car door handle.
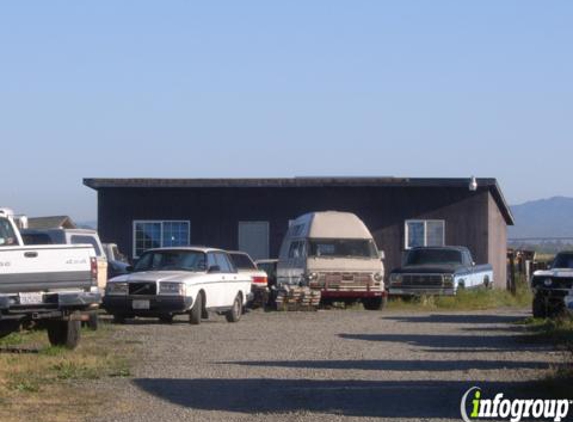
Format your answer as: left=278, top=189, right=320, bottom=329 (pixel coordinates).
left=24, top=251, right=38, bottom=258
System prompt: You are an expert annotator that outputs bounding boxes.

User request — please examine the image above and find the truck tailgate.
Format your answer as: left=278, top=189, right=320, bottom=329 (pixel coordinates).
left=0, top=245, right=95, bottom=294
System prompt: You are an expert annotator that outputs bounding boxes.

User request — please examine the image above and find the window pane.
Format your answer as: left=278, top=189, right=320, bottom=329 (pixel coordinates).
left=406, top=222, right=425, bottom=248
left=162, top=222, right=189, bottom=247
left=426, top=221, right=445, bottom=246
left=134, top=222, right=161, bottom=257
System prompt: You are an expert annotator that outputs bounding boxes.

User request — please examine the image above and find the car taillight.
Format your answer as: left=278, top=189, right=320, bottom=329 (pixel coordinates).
left=91, top=257, right=98, bottom=284
left=252, top=276, right=267, bottom=285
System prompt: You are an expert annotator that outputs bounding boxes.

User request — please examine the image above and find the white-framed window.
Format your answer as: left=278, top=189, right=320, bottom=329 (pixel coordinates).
left=133, top=220, right=190, bottom=258
left=405, top=220, right=445, bottom=249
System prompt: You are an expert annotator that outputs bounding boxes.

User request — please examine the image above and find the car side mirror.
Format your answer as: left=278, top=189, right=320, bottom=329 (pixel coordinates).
left=126, top=265, right=133, bottom=272
left=379, top=251, right=385, bottom=260
left=208, top=265, right=221, bottom=273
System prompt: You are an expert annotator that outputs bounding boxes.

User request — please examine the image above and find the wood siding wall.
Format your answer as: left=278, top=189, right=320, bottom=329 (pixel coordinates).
left=97, top=186, right=507, bottom=283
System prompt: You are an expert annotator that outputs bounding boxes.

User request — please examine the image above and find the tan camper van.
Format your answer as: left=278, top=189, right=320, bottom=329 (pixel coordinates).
left=277, top=211, right=386, bottom=310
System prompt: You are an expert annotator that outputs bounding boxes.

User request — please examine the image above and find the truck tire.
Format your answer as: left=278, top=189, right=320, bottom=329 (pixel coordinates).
left=47, top=317, right=81, bottom=349
left=0, top=321, right=19, bottom=339
left=226, top=294, right=243, bottom=323
left=189, top=292, right=203, bottom=325
left=85, top=311, right=99, bottom=331
left=363, top=296, right=387, bottom=311
left=532, top=294, right=547, bottom=319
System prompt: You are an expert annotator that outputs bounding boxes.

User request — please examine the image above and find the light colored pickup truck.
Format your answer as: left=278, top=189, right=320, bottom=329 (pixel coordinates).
left=103, top=247, right=252, bottom=324
left=389, top=246, right=494, bottom=296
left=0, top=209, right=101, bottom=348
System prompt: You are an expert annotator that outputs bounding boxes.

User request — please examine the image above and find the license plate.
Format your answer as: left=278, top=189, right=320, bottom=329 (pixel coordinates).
left=19, top=292, right=43, bottom=305
left=132, top=300, right=150, bottom=310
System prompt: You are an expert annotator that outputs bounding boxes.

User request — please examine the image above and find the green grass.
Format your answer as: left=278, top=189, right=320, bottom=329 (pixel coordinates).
left=388, top=282, right=532, bottom=311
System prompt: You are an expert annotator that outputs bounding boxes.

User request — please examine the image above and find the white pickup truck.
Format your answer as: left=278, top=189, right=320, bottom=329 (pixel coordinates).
left=0, top=209, right=101, bottom=348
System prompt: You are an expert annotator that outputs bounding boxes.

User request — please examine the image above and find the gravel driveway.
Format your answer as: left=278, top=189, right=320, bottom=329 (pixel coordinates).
left=93, top=309, right=559, bottom=422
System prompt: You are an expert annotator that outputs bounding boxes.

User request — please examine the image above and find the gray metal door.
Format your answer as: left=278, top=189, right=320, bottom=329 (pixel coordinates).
left=238, top=221, right=269, bottom=260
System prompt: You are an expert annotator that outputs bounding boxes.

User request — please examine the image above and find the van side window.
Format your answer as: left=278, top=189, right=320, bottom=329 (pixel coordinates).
left=288, top=241, right=306, bottom=259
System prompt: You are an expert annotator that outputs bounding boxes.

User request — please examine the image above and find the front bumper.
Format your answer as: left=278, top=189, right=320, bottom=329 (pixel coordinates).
left=320, top=290, right=386, bottom=299
left=103, top=295, right=193, bottom=316
left=389, top=287, right=455, bottom=296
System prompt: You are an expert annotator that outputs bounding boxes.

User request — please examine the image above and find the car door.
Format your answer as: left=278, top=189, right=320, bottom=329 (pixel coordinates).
left=214, top=252, right=239, bottom=306
left=204, top=252, right=226, bottom=308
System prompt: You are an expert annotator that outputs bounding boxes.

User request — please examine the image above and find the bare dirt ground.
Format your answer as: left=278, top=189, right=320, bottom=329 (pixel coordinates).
left=92, top=308, right=560, bottom=422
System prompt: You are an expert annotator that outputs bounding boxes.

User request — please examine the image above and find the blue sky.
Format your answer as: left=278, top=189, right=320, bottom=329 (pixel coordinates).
left=0, top=1, right=571, bottom=221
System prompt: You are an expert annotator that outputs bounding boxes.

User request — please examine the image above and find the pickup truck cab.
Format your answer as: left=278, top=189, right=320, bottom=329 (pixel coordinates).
left=389, top=246, right=494, bottom=296
left=0, top=209, right=101, bottom=348
left=531, top=251, right=573, bottom=318
left=103, top=247, right=252, bottom=324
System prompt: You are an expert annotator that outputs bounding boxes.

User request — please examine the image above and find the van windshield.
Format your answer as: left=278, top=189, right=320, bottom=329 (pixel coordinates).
left=308, top=239, right=378, bottom=259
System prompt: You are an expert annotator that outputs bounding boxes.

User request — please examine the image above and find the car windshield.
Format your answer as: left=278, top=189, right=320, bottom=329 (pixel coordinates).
left=134, top=250, right=207, bottom=272
left=406, top=249, right=463, bottom=266
left=552, top=253, right=573, bottom=269
left=229, top=253, right=256, bottom=270
left=308, top=239, right=378, bottom=259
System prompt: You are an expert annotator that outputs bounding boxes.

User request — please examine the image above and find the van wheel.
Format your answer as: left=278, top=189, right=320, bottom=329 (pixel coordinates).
left=47, top=316, right=81, bottom=349
left=189, top=292, right=203, bottom=325
left=226, top=294, right=243, bottom=323
left=363, top=297, right=387, bottom=311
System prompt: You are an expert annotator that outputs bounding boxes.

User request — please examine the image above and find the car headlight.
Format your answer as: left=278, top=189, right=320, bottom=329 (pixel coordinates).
left=543, top=278, right=553, bottom=287
left=107, top=282, right=128, bottom=295
left=389, top=273, right=402, bottom=284
left=443, top=274, right=454, bottom=287
left=159, top=282, right=185, bottom=295
left=373, top=272, right=384, bottom=282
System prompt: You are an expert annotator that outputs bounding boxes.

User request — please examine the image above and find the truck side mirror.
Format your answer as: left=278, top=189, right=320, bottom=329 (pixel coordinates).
left=379, top=251, right=385, bottom=260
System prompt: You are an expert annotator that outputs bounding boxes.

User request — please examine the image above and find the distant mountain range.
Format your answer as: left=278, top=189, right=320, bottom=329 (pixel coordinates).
left=509, top=196, right=573, bottom=239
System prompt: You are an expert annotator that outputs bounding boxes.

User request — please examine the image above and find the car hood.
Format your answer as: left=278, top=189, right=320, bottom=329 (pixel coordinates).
left=109, top=271, right=201, bottom=283
left=533, top=268, right=573, bottom=278
left=392, top=264, right=461, bottom=274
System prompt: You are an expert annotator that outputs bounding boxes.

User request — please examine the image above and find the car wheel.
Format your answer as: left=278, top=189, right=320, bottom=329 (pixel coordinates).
left=189, top=292, right=203, bottom=325
left=226, top=294, right=243, bottom=323
left=362, top=296, right=387, bottom=311
left=159, top=314, right=174, bottom=324
left=46, top=315, right=81, bottom=349
left=532, top=294, right=547, bottom=319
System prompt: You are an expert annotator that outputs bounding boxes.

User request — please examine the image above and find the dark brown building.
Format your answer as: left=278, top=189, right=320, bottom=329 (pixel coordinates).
left=84, top=177, right=514, bottom=285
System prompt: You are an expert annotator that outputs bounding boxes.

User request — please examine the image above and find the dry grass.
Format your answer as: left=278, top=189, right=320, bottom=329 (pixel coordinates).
left=0, top=321, right=134, bottom=422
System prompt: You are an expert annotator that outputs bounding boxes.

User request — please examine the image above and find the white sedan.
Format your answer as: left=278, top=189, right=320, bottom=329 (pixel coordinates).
left=103, top=247, right=252, bottom=324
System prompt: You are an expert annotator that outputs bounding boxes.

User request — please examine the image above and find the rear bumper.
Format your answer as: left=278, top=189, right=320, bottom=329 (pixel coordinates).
left=321, top=290, right=386, bottom=299
left=0, top=291, right=101, bottom=320
left=102, top=295, right=193, bottom=316
left=389, top=287, right=455, bottom=296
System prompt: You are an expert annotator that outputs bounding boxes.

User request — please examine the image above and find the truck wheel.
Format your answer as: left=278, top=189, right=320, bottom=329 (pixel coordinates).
left=85, top=311, right=99, bottom=331
left=363, top=296, right=387, bottom=311
left=532, top=294, right=547, bottom=319
left=226, top=294, right=243, bottom=323
left=47, top=317, right=81, bottom=349
left=189, top=292, right=203, bottom=325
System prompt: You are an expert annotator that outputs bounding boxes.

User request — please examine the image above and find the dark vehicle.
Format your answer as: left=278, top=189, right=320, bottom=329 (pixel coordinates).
left=388, top=246, right=494, bottom=296
left=530, top=251, right=573, bottom=318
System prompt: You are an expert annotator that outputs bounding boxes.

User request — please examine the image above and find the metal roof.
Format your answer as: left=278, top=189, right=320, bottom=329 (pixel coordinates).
left=83, top=177, right=514, bottom=225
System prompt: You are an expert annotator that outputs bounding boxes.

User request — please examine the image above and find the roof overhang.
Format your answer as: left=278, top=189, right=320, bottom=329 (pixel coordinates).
left=83, top=177, right=514, bottom=225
